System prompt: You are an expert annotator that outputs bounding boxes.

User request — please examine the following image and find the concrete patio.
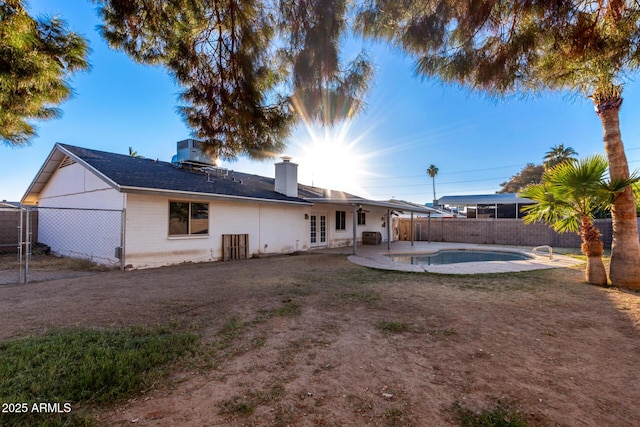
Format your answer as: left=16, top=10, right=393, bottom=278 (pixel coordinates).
left=317, top=241, right=584, bottom=274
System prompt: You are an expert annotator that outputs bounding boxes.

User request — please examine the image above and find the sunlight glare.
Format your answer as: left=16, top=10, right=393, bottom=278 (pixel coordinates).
left=290, top=121, right=376, bottom=197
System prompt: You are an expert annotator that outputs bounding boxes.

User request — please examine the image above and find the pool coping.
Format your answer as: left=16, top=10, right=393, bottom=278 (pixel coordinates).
left=343, top=242, right=584, bottom=274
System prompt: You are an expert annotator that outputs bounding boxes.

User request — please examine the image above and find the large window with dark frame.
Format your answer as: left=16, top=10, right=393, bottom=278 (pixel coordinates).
left=335, top=210, right=346, bottom=230
left=169, top=201, right=209, bottom=236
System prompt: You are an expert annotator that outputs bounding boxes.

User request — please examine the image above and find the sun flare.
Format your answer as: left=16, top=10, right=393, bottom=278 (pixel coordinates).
left=290, top=121, right=375, bottom=197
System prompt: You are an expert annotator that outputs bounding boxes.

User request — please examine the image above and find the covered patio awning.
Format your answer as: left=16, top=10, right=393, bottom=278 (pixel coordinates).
left=304, top=197, right=441, bottom=254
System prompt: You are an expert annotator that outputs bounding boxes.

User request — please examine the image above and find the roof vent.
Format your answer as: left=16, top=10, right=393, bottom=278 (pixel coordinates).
left=58, top=156, right=76, bottom=169
left=173, top=139, right=214, bottom=166
left=202, top=166, right=228, bottom=182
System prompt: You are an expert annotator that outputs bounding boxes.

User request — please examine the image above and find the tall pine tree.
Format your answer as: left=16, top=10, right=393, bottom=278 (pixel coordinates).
left=95, top=0, right=373, bottom=160
left=0, top=0, right=89, bottom=146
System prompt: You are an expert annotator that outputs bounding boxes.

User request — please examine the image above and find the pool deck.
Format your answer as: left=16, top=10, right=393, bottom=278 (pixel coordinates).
left=317, top=241, right=583, bottom=274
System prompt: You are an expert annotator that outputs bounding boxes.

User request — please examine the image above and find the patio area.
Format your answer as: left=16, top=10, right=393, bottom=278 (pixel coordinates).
left=318, top=241, right=584, bottom=274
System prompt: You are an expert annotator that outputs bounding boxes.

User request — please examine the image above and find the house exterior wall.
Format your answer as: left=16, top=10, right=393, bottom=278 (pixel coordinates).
left=37, top=162, right=124, bottom=209
left=32, top=163, right=124, bottom=265
left=124, top=193, right=309, bottom=268
left=29, top=161, right=395, bottom=269
left=315, top=203, right=390, bottom=248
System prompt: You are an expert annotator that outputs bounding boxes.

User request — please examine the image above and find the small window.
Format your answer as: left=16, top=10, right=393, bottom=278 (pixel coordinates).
left=336, top=211, right=346, bottom=230
left=169, top=201, right=209, bottom=236
left=357, top=211, right=366, bottom=225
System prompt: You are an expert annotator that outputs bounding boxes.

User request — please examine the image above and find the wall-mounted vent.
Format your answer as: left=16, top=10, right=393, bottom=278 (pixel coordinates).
left=58, top=156, right=76, bottom=169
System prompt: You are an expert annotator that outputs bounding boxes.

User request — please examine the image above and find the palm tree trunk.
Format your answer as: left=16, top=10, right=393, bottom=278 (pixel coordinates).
left=432, top=178, right=436, bottom=204
left=580, top=216, right=608, bottom=286
left=595, top=97, right=640, bottom=288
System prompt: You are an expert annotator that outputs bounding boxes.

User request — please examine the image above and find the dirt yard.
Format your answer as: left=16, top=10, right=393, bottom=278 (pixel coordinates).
left=1, top=252, right=639, bottom=426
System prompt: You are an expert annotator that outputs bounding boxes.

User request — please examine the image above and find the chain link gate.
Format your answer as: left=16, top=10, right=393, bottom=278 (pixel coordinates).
left=0, top=203, right=25, bottom=285
left=1, top=206, right=125, bottom=285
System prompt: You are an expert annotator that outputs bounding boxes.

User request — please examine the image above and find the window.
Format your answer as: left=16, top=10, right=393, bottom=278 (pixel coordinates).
left=357, top=211, right=366, bottom=225
left=335, top=210, right=346, bottom=230
left=169, top=201, right=209, bottom=236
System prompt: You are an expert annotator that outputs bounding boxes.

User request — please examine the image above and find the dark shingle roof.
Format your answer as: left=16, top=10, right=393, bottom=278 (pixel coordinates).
left=59, top=144, right=312, bottom=204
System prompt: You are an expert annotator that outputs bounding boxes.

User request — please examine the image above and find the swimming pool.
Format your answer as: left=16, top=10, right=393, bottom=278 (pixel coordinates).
left=389, top=249, right=532, bottom=266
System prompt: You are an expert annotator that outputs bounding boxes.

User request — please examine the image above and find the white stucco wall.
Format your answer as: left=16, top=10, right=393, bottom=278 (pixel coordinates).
left=312, top=203, right=390, bottom=248
left=124, top=193, right=310, bottom=268
left=37, top=162, right=124, bottom=209
left=35, top=163, right=124, bottom=266
left=32, top=162, right=393, bottom=269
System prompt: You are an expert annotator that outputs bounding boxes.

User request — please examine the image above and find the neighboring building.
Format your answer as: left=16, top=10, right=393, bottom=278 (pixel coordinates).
left=437, top=194, right=536, bottom=219
left=22, top=141, right=435, bottom=268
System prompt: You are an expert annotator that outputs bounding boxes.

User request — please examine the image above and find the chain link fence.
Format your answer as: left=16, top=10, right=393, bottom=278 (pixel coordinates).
left=0, top=206, right=124, bottom=285
left=0, top=204, right=24, bottom=285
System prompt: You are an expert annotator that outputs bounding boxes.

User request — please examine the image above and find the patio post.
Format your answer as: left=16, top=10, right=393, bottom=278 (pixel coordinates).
left=387, top=209, right=391, bottom=250
left=352, top=204, right=357, bottom=255
left=410, top=212, right=414, bottom=246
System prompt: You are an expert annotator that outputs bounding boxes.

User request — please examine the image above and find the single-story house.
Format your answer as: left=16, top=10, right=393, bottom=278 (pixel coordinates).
left=21, top=140, right=436, bottom=268
left=437, top=194, right=536, bottom=219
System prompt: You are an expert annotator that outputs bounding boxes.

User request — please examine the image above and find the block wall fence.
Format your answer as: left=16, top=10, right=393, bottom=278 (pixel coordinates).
left=393, top=218, right=640, bottom=249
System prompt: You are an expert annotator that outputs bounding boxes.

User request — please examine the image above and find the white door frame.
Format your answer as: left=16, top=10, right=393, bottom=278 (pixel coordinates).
left=310, top=211, right=328, bottom=247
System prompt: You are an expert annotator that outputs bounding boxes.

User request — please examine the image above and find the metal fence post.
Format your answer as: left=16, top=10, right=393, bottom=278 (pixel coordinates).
left=18, top=206, right=24, bottom=283
left=120, top=208, right=126, bottom=271
left=25, top=206, right=31, bottom=283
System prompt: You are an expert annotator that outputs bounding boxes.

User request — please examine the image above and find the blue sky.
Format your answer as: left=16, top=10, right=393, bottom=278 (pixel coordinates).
left=3, top=0, right=640, bottom=203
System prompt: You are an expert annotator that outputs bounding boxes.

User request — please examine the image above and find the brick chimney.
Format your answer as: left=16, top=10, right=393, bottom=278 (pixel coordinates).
left=275, top=156, right=298, bottom=197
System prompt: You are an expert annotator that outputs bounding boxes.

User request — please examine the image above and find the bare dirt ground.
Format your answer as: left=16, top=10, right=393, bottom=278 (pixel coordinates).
left=1, top=252, right=639, bottom=426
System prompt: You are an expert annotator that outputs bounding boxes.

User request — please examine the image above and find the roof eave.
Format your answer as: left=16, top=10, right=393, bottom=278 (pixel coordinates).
left=120, top=186, right=313, bottom=206
left=21, top=143, right=121, bottom=205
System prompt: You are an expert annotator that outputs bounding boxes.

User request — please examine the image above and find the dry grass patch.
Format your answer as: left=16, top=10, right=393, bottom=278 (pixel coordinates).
left=1, top=252, right=638, bottom=426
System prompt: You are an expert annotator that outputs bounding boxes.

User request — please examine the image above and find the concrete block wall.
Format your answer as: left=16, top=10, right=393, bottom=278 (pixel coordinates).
left=396, top=217, right=624, bottom=249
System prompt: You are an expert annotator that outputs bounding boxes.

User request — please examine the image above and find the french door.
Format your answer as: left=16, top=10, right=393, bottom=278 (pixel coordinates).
left=310, top=212, right=327, bottom=247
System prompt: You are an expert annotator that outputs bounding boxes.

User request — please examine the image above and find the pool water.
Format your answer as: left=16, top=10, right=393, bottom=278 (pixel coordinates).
left=389, top=250, right=531, bottom=266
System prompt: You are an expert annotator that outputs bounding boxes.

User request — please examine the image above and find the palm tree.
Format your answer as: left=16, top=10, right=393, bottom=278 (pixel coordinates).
left=544, top=145, right=578, bottom=169
left=427, top=164, right=439, bottom=206
left=355, top=1, right=640, bottom=288
left=519, top=155, right=638, bottom=285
